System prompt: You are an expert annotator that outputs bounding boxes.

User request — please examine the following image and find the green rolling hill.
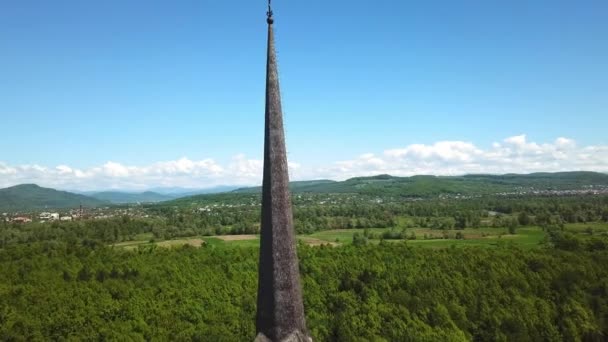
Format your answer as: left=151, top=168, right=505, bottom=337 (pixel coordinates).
left=4, top=172, right=607, bottom=210
left=0, top=184, right=106, bottom=211
left=232, top=171, right=608, bottom=197
left=232, top=179, right=337, bottom=194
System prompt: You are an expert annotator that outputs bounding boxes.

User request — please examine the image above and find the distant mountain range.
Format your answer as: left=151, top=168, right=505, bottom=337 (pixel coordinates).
left=2, top=172, right=608, bottom=211
left=77, top=186, right=241, bottom=204
left=0, top=184, right=242, bottom=211
left=147, top=185, right=239, bottom=196
left=87, top=191, right=177, bottom=204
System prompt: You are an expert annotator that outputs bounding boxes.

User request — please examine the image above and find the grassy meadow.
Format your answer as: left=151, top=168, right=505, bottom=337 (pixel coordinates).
left=107, top=220, right=602, bottom=250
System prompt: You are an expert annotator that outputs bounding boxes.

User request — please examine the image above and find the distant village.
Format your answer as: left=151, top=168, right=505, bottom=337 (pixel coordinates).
left=438, top=186, right=608, bottom=200
left=2, top=206, right=150, bottom=224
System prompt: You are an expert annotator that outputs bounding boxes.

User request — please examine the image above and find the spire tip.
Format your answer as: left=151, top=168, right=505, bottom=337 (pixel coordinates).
left=266, top=0, right=274, bottom=24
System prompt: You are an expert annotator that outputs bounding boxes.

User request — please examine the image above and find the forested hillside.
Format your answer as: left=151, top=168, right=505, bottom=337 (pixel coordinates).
left=233, top=180, right=337, bottom=193
left=230, top=171, right=608, bottom=197
left=0, top=184, right=105, bottom=211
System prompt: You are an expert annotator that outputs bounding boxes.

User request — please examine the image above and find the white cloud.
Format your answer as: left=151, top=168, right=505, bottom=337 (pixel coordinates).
left=1, top=135, right=607, bottom=191
left=316, top=135, right=608, bottom=180
left=385, top=141, right=482, bottom=162
left=504, top=134, right=527, bottom=146
left=55, top=165, right=73, bottom=174
left=555, top=137, right=576, bottom=149
left=102, top=162, right=131, bottom=177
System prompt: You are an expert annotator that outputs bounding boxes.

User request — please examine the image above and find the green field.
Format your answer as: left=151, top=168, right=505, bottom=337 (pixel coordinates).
left=109, top=220, right=608, bottom=250
left=110, top=225, right=555, bottom=250
left=563, top=222, right=608, bottom=233
left=306, top=226, right=547, bottom=248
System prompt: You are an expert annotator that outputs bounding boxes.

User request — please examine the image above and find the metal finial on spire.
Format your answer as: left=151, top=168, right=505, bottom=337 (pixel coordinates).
left=267, top=0, right=274, bottom=24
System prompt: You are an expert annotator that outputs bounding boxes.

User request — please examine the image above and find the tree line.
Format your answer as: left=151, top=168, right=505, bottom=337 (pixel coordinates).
left=2, top=194, right=608, bottom=246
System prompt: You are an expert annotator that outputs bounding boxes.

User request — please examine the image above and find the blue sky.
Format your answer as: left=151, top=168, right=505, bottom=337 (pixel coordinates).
left=1, top=0, right=607, bottom=189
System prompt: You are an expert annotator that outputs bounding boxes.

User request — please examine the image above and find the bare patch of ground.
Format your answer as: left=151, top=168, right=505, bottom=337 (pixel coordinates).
left=299, top=237, right=340, bottom=247
left=156, top=238, right=206, bottom=248
left=112, top=240, right=147, bottom=247
left=216, top=235, right=258, bottom=241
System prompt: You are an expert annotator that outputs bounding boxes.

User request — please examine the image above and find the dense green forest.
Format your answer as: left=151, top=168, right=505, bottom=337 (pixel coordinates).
left=1, top=242, right=607, bottom=340
left=1, top=193, right=608, bottom=340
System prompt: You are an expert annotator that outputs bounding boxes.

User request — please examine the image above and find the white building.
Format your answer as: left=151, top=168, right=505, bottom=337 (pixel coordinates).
left=40, top=212, right=60, bottom=221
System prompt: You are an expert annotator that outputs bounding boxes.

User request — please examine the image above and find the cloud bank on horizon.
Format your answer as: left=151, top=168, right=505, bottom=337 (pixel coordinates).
left=1, top=135, right=607, bottom=191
